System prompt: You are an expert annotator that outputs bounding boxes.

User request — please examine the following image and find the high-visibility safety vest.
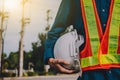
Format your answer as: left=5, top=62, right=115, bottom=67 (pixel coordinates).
left=79, top=0, right=120, bottom=71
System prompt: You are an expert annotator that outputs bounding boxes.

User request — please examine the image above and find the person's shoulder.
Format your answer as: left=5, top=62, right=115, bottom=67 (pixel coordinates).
left=61, top=0, right=72, bottom=2
left=61, top=0, right=74, bottom=5
left=71, top=0, right=80, bottom=4
left=71, top=0, right=80, bottom=2
left=60, top=0, right=80, bottom=6
left=68, top=0, right=80, bottom=2
left=61, top=0, right=79, bottom=3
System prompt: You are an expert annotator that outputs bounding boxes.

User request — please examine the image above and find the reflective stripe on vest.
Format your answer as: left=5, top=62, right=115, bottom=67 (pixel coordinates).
left=80, top=0, right=120, bottom=70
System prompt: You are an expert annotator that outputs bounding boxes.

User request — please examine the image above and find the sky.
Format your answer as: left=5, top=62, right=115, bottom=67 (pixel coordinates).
left=0, top=0, right=62, bottom=55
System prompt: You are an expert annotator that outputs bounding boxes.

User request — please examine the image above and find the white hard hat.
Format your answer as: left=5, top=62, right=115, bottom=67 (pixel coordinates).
left=54, top=30, right=84, bottom=72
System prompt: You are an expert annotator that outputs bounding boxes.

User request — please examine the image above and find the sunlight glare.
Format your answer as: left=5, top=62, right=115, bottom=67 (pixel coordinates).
left=4, top=0, right=20, bottom=11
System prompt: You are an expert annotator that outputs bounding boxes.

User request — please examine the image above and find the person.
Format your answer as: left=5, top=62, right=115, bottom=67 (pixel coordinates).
left=44, top=0, right=120, bottom=80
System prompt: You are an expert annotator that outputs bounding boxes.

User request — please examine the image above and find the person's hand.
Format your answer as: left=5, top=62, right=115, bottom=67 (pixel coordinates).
left=48, top=58, right=75, bottom=74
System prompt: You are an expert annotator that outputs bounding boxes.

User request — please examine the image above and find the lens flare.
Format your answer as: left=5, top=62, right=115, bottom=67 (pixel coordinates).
left=4, top=0, right=20, bottom=10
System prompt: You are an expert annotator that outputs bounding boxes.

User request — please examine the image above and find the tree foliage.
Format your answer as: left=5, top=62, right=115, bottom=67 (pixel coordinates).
left=31, top=33, right=46, bottom=72
left=7, top=52, right=18, bottom=69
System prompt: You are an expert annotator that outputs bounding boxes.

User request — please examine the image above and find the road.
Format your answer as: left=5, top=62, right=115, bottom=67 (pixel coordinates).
left=1, top=74, right=79, bottom=80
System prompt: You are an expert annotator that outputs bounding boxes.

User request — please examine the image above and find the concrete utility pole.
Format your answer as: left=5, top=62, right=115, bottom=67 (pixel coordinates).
left=18, top=0, right=30, bottom=77
left=0, top=0, right=4, bottom=75
left=0, top=0, right=9, bottom=74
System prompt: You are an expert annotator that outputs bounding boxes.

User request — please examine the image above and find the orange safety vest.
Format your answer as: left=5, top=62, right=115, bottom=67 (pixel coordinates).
left=79, top=0, right=120, bottom=71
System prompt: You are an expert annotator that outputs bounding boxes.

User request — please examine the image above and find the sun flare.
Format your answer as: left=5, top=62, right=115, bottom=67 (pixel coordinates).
left=4, top=0, right=20, bottom=10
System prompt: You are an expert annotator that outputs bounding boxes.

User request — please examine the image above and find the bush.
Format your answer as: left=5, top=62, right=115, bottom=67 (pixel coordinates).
left=0, top=72, right=16, bottom=77
left=27, top=72, right=39, bottom=76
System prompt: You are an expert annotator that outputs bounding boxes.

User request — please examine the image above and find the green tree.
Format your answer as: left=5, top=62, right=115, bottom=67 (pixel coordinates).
left=2, top=53, right=8, bottom=71
left=7, top=52, right=18, bottom=69
left=31, top=33, right=46, bottom=72
left=24, top=51, right=32, bottom=69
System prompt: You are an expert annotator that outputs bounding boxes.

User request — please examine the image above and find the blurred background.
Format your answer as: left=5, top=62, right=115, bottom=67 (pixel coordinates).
left=1, top=0, right=61, bottom=55
left=0, top=0, right=64, bottom=77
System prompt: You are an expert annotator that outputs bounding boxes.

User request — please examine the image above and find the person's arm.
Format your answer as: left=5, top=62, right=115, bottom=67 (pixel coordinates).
left=44, top=0, right=73, bottom=64
left=44, top=0, right=75, bottom=73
